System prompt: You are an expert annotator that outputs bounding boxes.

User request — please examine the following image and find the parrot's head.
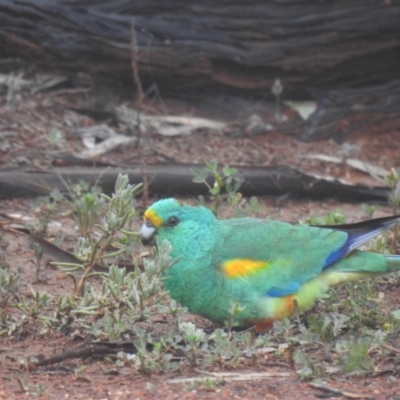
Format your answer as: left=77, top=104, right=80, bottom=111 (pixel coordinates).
left=140, top=198, right=215, bottom=248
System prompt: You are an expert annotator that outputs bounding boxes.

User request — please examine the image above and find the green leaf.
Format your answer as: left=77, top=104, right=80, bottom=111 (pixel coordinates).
left=222, top=166, right=235, bottom=176
left=191, top=167, right=209, bottom=183
left=339, top=343, right=374, bottom=374
left=50, top=188, right=64, bottom=202
left=210, top=187, right=220, bottom=196
left=205, top=160, right=218, bottom=172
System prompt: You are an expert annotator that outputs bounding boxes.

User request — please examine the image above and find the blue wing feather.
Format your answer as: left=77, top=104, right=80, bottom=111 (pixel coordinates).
left=267, top=282, right=301, bottom=297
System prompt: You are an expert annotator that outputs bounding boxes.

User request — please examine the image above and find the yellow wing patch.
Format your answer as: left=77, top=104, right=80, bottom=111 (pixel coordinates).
left=222, top=259, right=269, bottom=278
left=144, top=209, right=163, bottom=228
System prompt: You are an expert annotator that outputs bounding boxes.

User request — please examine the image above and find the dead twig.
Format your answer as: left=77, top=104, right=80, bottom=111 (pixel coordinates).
left=308, top=381, right=375, bottom=400
left=381, top=343, right=400, bottom=355
left=32, top=345, right=118, bottom=369
left=130, top=17, right=144, bottom=149
left=166, top=370, right=290, bottom=384
left=31, top=342, right=137, bottom=369
left=130, top=18, right=144, bottom=104
left=141, top=159, right=149, bottom=210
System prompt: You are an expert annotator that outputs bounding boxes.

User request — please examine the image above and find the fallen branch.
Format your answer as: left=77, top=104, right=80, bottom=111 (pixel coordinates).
left=0, top=164, right=390, bottom=202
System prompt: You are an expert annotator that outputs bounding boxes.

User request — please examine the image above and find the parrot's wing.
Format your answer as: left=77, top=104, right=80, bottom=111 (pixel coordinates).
left=218, top=214, right=400, bottom=297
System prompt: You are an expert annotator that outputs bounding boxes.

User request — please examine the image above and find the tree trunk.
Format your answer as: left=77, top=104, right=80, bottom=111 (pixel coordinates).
left=0, top=0, right=399, bottom=98
left=1, top=0, right=399, bottom=140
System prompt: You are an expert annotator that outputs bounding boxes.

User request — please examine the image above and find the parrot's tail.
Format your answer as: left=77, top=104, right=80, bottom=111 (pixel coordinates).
left=386, top=255, right=400, bottom=271
left=272, top=252, right=400, bottom=322
left=315, top=251, right=400, bottom=291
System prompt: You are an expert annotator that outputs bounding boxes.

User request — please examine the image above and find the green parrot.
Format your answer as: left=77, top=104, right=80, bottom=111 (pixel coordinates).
left=141, top=198, right=400, bottom=331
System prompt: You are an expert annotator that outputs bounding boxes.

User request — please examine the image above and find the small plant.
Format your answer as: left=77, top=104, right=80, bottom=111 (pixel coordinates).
left=362, top=204, right=378, bottom=220
left=13, top=288, right=56, bottom=327
left=225, top=301, right=246, bottom=334
left=31, top=243, right=44, bottom=282
left=307, top=312, right=350, bottom=343
left=63, top=180, right=105, bottom=237
left=35, top=383, right=49, bottom=397
left=294, top=350, right=326, bottom=379
left=31, top=189, right=62, bottom=236
left=0, top=267, right=20, bottom=307
left=179, top=322, right=207, bottom=365
left=245, top=196, right=265, bottom=216
left=385, top=168, right=400, bottom=214
left=167, top=298, right=188, bottom=330
left=201, top=377, right=223, bottom=390
left=48, top=127, right=65, bottom=148
left=368, top=167, right=400, bottom=252
left=204, top=328, right=249, bottom=367
left=191, top=161, right=244, bottom=215
left=338, top=342, right=374, bottom=375
left=386, top=169, right=400, bottom=251
left=271, top=78, right=284, bottom=123
left=0, top=174, right=175, bottom=341
left=52, top=240, right=173, bottom=341
left=56, top=174, right=142, bottom=295
left=33, top=181, right=104, bottom=238
left=100, top=243, right=171, bottom=322
left=306, top=209, right=346, bottom=226
left=128, top=327, right=179, bottom=373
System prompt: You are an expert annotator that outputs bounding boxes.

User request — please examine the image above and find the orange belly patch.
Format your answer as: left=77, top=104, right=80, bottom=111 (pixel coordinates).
left=275, top=294, right=295, bottom=320
left=255, top=295, right=296, bottom=332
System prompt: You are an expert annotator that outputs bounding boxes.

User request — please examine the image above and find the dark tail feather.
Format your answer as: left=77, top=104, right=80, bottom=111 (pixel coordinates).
left=315, top=214, right=400, bottom=266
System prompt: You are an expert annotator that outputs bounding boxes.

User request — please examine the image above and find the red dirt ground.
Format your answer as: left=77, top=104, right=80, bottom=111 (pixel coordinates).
left=1, top=86, right=400, bottom=399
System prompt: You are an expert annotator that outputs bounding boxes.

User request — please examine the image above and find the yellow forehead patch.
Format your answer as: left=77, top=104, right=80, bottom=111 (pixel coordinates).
left=222, top=259, right=269, bottom=278
left=144, top=209, right=163, bottom=228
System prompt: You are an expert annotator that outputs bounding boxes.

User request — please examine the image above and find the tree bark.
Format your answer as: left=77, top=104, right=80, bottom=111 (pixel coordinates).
left=1, top=1, right=399, bottom=140
left=0, top=0, right=399, bottom=98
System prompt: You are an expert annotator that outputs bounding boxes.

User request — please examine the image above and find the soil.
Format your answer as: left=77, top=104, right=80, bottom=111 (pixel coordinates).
left=0, top=83, right=400, bottom=399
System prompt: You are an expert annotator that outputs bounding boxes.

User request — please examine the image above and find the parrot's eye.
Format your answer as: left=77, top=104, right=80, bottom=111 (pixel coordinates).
left=165, top=216, right=180, bottom=227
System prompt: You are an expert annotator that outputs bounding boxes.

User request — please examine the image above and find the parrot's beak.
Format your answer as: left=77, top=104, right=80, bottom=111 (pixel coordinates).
left=141, top=219, right=157, bottom=246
